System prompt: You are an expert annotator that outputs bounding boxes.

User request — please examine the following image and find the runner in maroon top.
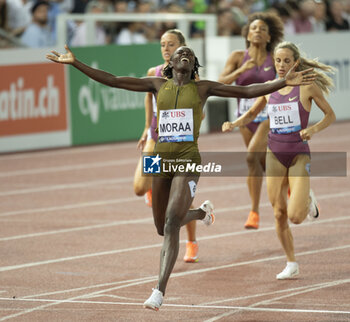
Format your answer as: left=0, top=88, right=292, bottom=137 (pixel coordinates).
left=222, top=41, right=336, bottom=279
left=219, top=12, right=284, bottom=230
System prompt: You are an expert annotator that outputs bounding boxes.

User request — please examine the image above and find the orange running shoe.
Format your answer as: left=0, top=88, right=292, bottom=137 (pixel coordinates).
left=244, top=211, right=259, bottom=229
left=144, top=189, right=152, bottom=208
left=183, top=241, right=199, bottom=263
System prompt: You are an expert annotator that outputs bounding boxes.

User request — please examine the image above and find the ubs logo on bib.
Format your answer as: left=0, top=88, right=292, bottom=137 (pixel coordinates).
left=161, top=111, right=170, bottom=119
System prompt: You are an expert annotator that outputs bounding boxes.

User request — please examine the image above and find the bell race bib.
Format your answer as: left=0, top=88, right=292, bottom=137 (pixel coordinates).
left=268, top=102, right=301, bottom=134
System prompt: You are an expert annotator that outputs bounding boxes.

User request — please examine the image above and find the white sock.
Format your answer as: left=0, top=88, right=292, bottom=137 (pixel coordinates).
left=286, top=261, right=298, bottom=268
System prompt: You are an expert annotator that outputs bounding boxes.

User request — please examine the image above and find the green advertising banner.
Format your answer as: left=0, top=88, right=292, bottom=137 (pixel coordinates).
left=68, top=44, right=162, bottom=145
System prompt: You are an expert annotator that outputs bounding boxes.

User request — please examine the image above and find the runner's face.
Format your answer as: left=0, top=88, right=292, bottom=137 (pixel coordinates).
left=274, top=48, right=295, bottom=78
left=247, top=19, right=270, bottom=45
left=160, top=33, right=182, bottom=63
left=171, top=46, right=195, bottom=73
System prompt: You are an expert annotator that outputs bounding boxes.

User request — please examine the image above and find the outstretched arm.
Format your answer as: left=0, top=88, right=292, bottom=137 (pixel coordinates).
left=46, top=45, right=159, bottom=93
left=207, top=78, right=286, bottom=98
left=207, top=63, right=315, bottom=99
left=222, top=96, right=268, bottom=132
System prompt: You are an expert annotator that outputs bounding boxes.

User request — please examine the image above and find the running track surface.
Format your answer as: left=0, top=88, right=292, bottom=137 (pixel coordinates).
left=1, top=122, right=350, bottom=322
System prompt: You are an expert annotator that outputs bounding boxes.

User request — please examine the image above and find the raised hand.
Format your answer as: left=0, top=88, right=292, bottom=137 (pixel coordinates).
left=242, top=58, right=256, bottom=72
left=137, top=129, right=148, bottom=150
left=46, top=44, right=75, bottom=64
left=285, top=62, right=316, bottom=86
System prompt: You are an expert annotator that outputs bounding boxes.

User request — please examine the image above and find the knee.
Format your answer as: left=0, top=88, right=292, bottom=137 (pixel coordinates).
left=156, top=226, right=164, bottom=236
left=133, top=183, right=147, bottom=196
left=274, top=208, right=287, bottom=224
left=246, top=152, right=258, bottom=167
left=246, top=152, right=264, bottom=174
left=288, top=210, right=305, bottom=225
left=163, top=214, right=181, bottom=235
left=153, top=214, right=165, bottom=236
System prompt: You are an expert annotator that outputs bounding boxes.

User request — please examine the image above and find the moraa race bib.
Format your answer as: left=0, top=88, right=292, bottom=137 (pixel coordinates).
left=158, top=108, right=194, bottom=142
left=239, top=98, right=268, bottom=122
left=268, top=101, right=301, bottom=134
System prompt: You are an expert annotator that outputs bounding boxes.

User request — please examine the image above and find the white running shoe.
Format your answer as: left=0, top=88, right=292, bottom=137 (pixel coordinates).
left=307, top=189, right=319, bottom=221
left=200, top=200, right=215, bottom=226
left=276, top=262, right=299, bottom=280
left=143, top=288, right=163, bottom=311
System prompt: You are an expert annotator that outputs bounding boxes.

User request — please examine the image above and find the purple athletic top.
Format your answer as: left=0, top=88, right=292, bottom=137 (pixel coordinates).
left=155, top=64, right=163, bottom=77
left=236, top=51, right=276, bottom=87
left=235, top=50, right=276, bottom=133
left=267, top=86, right=310, bottom=168
left=148, top=64, right=163, bottom=142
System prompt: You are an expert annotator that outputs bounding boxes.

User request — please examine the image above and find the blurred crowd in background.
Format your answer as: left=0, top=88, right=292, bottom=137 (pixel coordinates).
left=0, top=0, right=349, bottom=48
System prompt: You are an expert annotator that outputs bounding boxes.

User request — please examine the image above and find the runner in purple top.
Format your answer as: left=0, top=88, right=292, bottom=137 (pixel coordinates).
left=222, top=41, right=336, bottom=279
left=267, top=86, right=311, bottom=168
left=236, top=51, right=275, bottom=133
left=132, top=29, right=201, bottom=264
left=219, top=12, right=284, bottom=230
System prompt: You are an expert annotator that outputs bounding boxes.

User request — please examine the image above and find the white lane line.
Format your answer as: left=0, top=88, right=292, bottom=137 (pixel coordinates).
left=0, top=177, right=134, bottom=197
left=0, top=242, right=161, bottom=272
left=4, top=212, right=347, bottom=300
left=0, top=133, right=236, bottom=162
left=0, top=190, right=348, bottom=274
left=202, top=279, right=350, bottom=305
left=22, top=276, right=159, bottom=299
left=0, top=178, right=133, bottom=197
left=0, top=158, right=138, bottom=178
left=253, top=279, right=350, bottom=308
left=203, top=279, right=350, bottom=321
left=0, top=202, right=348, bottom=243
left=0, top=277, right=158, bottom=321
left=0, top=297, right=349, bottom=315
left=0, top=212, right=348, bottom=272
left=0, top=180, right=243, bottom=197
left=0, top=143, right=137, bottom=161
left=2, top=245, right=349, bottom=321
left=0, top=187, right=350, bottom=242
left=1, top=188, right=349, bottom=219
left=0, top=218, right=153, bottom=242
left=0, top=196, right=141, bottom=217
left=0, top=183, right=246, bottom=217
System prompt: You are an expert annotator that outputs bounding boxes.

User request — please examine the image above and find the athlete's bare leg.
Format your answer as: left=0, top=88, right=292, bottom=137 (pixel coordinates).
left=245, top=120, right=269, bottom=213
left=266, top=149, right=296, bottom=262
left=135, top=141, right=198, bottom=253
left=185, top=216, right=196, bottom=242
left=152, top=175, right=205, bottom=294
left=288, top=154, right=311, bottom=224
